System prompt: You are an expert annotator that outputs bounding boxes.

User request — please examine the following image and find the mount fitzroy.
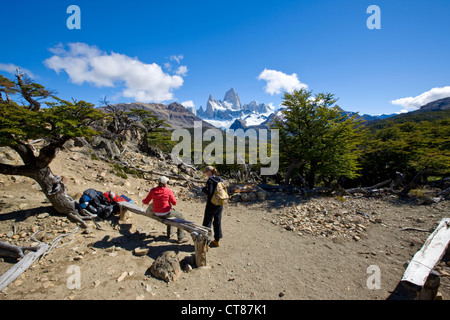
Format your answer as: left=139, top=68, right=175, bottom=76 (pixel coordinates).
left=193, top=88, right=275, bottom=130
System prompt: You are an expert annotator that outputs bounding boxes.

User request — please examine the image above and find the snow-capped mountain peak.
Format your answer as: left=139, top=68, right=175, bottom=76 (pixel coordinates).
left=197, top=88, right=275, bottom=129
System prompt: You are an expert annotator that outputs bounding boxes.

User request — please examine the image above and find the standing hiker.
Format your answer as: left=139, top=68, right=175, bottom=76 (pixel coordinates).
left=202, top=166, right=223, bottom=247
left=142, top=176, right=188, bottom=243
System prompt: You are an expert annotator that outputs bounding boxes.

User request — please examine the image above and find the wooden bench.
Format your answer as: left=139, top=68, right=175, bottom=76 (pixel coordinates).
left=118, top=202, right=213, bottom=267
left=388, top=218, right=450, bottom=300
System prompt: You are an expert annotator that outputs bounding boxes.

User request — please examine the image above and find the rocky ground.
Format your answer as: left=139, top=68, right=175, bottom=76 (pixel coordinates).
left=0, top=145, right=449, bottom=300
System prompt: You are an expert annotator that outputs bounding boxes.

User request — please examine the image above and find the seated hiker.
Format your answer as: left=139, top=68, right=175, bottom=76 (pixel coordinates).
left=142, top=176, right=189, bottom=243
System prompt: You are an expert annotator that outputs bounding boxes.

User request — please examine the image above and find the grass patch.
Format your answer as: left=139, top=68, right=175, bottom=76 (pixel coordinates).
left=111, top=163, right=144, bottom=179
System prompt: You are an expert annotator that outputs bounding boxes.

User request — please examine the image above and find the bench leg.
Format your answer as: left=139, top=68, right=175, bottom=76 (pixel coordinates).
left=119, top=208, right=130, bottom=222
left=191, top=232, right=209, bottom=267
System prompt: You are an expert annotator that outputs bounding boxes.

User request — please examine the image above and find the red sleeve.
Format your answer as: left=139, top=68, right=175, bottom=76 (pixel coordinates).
left=169, top=189, right=177, bottom=206
left=142, top=190, right=153, bottom=205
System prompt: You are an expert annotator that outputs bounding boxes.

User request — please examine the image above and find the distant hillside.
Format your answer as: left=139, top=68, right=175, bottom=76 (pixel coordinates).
left=111, top=102, right=217, bottom=130
left=419, top=97, right=450, bottom=111
left=367, top=97, right=450, bottom=131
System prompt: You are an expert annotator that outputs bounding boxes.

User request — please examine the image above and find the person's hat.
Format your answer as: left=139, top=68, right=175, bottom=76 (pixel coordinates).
left=158, top=176, right=169, bottom=184
left=204, top=166, right=214, bottom=173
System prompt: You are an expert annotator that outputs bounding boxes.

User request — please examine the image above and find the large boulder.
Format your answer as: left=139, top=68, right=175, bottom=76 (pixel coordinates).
left=150, top=251, right=182, bottom=282
left=90, top=136, right=121, bottom=159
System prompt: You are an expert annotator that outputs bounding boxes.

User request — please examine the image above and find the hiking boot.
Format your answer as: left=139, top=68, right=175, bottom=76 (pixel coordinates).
left=210, top=240, right=220, bottom=248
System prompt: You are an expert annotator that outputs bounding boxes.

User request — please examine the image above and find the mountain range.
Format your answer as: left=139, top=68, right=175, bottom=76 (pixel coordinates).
left=110, top=93, right=450, bottom=133
left=110, top=102, right=216, bottom=130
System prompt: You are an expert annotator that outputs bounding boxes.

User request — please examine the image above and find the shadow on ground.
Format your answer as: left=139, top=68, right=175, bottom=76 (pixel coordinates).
left=91, top=219, right=195, bottom=261
left=0, top=205, right=60, bottom=223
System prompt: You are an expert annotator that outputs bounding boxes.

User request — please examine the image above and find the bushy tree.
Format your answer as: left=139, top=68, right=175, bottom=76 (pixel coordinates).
left=273, top=89, right=364, bottom=189
left=0, top=71, right=104, bottom=227
left=358, top=118, right=450, bottom=190
left=127, top=108, right=174, bottom=153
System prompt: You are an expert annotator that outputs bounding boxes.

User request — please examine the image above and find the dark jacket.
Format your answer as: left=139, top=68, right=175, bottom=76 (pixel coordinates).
left=202, top=175, right=222, bottom=206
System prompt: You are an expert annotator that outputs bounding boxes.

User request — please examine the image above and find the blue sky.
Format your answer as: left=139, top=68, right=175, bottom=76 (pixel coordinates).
left=1, top=0, right=449, bottom=115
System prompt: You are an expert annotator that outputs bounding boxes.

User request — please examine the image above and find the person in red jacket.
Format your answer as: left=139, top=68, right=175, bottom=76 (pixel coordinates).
left=142, top=176, right=188, bottom=243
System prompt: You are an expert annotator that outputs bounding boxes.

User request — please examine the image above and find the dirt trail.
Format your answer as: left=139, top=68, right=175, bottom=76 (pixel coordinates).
left=0, top=148, right=449, bottom=300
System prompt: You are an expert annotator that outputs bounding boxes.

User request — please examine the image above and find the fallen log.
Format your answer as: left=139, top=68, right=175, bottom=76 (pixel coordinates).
left=342, top=179, right=393, bottom=195
left=400, top=227, right=432, bottom=233
left=0, top=241, right=39, bottom=259
left=0, top=243, right=49, bottom=292
left=388, top=218, right=450, bottom=300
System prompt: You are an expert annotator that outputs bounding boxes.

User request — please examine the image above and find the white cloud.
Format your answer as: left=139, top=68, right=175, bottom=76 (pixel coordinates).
left=0, top=63, right=36, bottom=79
left=181, top=100, right=195, bottom=108
left=391, top=86, right=450, bottom=113
left=164, top=62, right=172, bottom=71
left=170, top=54, right=184, bottom=64
left=43, top=43, right=185, bottom=103
left=175, top=65, right=188, bottom=77
left=257, top=69, right=307, bottom=95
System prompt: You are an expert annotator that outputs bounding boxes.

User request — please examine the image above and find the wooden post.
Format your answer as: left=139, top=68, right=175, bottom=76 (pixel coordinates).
left=191, top=231, right=209, bottom=267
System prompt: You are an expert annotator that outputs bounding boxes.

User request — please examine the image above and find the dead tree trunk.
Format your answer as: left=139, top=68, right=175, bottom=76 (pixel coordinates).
left=399, top=169, right=432, bottom=198
left=0, top=143, right=89, bottom=228
left=30, top=167, right=88, bottom=228
left=284, top=160, right=305, bottom=186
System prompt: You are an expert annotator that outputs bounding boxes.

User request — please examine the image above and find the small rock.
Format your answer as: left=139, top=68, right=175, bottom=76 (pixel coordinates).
left=279, top=292, right=285, bottom=298
left=117, top=271, right=127, bottom=282
left=93, top=280, right=101, bottom=288
left=37, top=212, right=49, bottom=219
left=82, top=228, right=93, bottom=235
left=33, top=231, right=46, bottom=241
left=13, top=279, right=23, bottom=286
left=134, top=247, right=149, bottom=256
left=73, top=255, right=83, bottom=261
left=183, top=264, right=193, bottom=273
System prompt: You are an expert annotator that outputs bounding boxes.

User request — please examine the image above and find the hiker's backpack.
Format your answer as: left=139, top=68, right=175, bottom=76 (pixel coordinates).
left=211, top=181, right=229, bottom=206
left=79, top=188, right=113, bottom=219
